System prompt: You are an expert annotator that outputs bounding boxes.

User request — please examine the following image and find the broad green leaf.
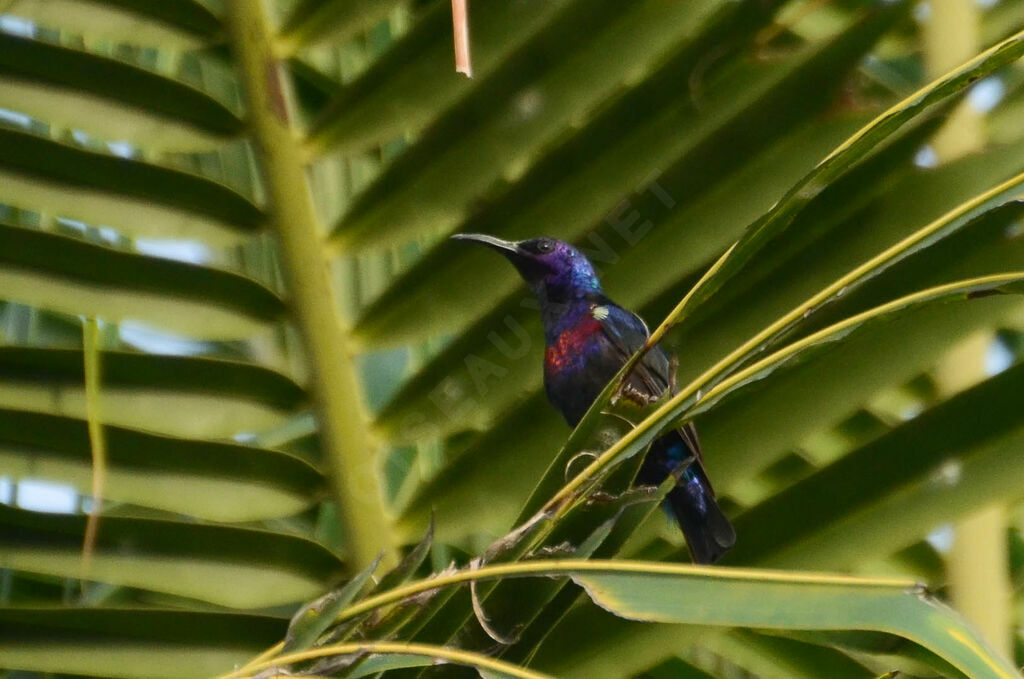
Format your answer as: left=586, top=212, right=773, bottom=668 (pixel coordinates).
left=0, top=126, right=263, bottom=245
left=328, top=0, right=733, bottom=249
left=729, top=359, right=1024, bottom=570
left=568, top=565, right=1002, bottom=677
left=307, top=0, right=627, bottom=152
left=0, top=607, right=287, bottom=679
left=0, top=504, right=345, bottom=608
left=327, top=560, right=1019, bottom=679
left=355, top=2, right=891, bottom=346
left=0, top=33, right=241, bottom=150
left=0, top=408, right=324, bottom=521
left=0, top=347, right=306, bottom=438
left=0, top=219, right=284, bottom=339
left=1, top=0, right=223, bottom=49
left=279, top=0, right=408, bottom=53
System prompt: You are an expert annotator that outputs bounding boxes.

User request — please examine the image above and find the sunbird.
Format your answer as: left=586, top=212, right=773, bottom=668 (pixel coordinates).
left=452, top=234, right=735, bottom=563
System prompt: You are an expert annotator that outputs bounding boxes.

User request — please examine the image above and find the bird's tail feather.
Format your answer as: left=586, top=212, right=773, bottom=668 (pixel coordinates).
left=667, top=464, right=736, bottom=565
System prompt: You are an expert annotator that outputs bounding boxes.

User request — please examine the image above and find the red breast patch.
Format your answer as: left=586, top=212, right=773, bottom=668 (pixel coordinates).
left=545, top=317, right=602, bottom=370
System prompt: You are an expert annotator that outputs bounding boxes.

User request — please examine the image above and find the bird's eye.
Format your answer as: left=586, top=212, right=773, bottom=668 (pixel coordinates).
left=535, top=238, right=555, bottom=253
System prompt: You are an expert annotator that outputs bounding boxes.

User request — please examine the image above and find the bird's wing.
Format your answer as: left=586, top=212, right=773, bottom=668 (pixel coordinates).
left=596, top=302, right=704, bottom=462
left=596, top=303, right=668, bottom=394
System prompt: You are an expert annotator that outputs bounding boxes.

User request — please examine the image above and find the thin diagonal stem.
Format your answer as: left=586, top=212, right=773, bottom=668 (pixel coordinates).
left=223, top=640, right=551, bottom=679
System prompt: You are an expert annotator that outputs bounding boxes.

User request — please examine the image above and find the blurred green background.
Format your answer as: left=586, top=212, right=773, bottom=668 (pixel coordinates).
left=0, top=0, right=1022, bottom=676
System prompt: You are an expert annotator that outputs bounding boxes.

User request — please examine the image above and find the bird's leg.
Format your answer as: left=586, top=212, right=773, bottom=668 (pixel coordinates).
left=610, top=355, right=648, bottom=407
left=613, top=382, right=658, bottom=408
left=613, top=354, right=679, bottom=408
left=584, top=490, right=622, bottom=504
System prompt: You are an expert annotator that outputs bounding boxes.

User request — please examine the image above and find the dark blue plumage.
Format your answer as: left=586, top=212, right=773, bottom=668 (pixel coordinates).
left=452, top=233, right=736, bottom=564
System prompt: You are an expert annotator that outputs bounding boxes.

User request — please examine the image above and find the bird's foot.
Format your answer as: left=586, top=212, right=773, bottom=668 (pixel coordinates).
left=613, top=382, right=657, bottom=409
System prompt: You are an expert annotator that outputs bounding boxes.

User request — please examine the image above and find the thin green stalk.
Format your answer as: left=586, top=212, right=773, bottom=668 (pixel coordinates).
left=224, top=0, right=396, bottom=569
left=227, top=640, right=552, bottom=679
left=81, top=317, right=106, bottom=574
left=692, top=273, right=1024, bottom=416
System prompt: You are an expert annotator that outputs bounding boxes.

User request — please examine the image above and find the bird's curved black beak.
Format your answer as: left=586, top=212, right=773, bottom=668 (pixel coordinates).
left=450, top=233, right=520, bottom=256
left=451, top=232, right=545, bottom=285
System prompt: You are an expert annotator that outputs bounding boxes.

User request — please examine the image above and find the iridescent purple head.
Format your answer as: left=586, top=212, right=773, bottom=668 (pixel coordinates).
left=452, top=233, right=602, bottom=302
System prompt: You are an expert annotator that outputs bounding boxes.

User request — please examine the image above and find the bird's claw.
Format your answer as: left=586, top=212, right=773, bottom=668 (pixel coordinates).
left=616, top=382, right=657, bottom=408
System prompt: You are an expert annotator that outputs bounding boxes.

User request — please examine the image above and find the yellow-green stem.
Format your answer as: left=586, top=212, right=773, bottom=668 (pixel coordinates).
left=81, top=317, right=106, bottom=574
left=697, top=274, right=1024, bottom=419
left=223, top=640, right=552, bottom=679
left=224, top=0, right=396, bottom=569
